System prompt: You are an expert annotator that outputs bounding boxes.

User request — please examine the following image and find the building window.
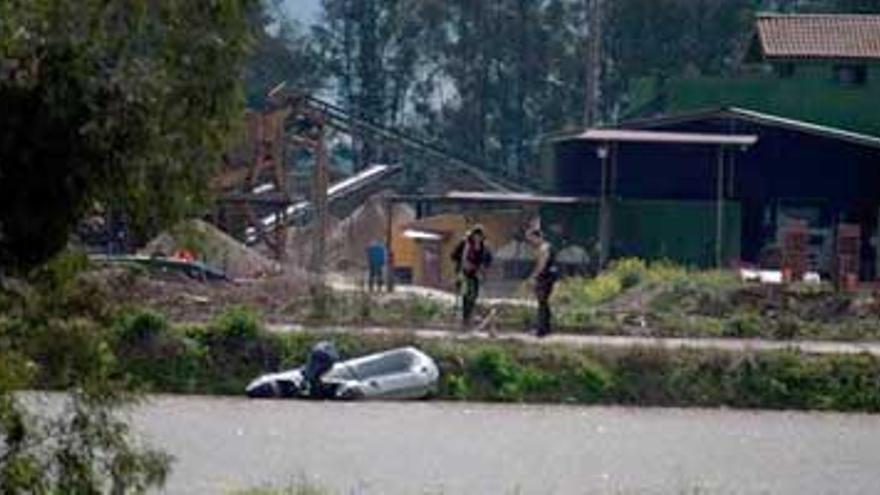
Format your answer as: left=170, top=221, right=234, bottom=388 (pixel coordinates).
left=833, top=64, right=868, bottom=86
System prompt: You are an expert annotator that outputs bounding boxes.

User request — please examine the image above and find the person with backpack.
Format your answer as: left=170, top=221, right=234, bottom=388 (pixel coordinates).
left=451, top=225, right=492, bottom=328
left=525, top=229, right=559, bottom=337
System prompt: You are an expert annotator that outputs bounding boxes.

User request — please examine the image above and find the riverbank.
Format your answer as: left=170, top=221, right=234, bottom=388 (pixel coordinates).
left=95, top=309, right=880, bottom=412
left=5, top=256, right=880, bottom=413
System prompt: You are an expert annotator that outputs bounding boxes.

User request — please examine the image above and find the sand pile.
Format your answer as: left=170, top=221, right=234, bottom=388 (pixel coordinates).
left=283, top=192, right=414, bottom=273
left=329, top=193, right=414, bottom=270
left=141, top=219, right=279, bottom=280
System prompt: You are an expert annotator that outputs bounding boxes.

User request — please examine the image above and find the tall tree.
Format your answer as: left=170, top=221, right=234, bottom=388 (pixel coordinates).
left=314, top=0, right=425, bottom=168
left=429, top=0, right=582, bottom=181
left=823, top=0, right=880, bottom=12
left=0, top=0, right=258, bottom=273
left=306, top=0, right=815, bottom=184
left=245, top=0, right=325, bottom=108
left=607, top=0, right=752, bottom=116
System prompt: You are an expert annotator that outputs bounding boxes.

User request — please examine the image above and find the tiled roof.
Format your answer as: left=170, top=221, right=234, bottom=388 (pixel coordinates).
left=755, top=14, right=880, bottom=61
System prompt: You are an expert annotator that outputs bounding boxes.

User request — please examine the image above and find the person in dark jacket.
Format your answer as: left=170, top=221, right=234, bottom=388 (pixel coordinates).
left=303, top=341, right=340, bottom=398
left=365, top=240, right=387, bottom=292
left=526, top=229, right=559, bottom=337
left=451, top=225, right=492, bottom=327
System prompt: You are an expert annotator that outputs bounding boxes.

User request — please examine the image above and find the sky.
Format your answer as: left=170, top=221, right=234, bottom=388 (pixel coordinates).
left=284, top=0, right=321, bottom=24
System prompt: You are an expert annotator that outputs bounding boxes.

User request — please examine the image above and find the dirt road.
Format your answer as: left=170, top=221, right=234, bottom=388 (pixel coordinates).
left=267, top=322, right=880, bottom=356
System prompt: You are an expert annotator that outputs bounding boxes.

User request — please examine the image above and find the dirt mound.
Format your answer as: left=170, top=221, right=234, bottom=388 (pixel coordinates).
left=330, top=193, right=414, bottom=270
left=141, top=219, right=279, bottom=280
left=96, top=266, right=306, bottom=323
left=730, top=284, right=864, bottom=322
left=283, top=192, right=414, bottom=273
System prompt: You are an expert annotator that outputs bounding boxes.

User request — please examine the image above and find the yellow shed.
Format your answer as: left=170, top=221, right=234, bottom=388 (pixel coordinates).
left=391, top=211, right=528, bottom=289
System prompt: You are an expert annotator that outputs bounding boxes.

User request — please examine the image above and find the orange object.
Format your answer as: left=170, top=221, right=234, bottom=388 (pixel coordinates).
left=782, top=267, right=793, bottom=283
left=173, top=249, right=196, bottom=262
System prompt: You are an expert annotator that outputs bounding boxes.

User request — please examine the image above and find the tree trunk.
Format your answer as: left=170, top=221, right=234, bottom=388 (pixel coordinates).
left=584, top=0, right=603, bottom=127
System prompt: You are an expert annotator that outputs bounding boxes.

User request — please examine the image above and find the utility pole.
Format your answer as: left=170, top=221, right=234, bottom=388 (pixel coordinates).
left=285, top=89, right=329, bottom=304
left=584, top=0, right=603, bottom=127
left=311, top=118, right=329, bottom=296
left=587, top=0, right=611, bottom=270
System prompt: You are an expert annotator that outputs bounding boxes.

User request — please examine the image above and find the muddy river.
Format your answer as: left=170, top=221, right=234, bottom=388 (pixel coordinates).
left=128, top=396, right=880, bottom=494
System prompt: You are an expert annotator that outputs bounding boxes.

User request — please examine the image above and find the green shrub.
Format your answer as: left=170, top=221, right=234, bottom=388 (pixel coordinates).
left=518, top=367, right=559, bottom=395
left=355, top=291, right=372, bottom=321
left=582, top=274, right=622, bottom=305
left=24, top=249, right=111, bottom=321
left=651, top=270, right=740, bottom=317
left=21, top=318, right=117, bottom=389
left=574, top=358, right=613, bottom=402
left=723, top=313, right=764, bottom=338
left=116, top=310, right=170, bottom=345
left=470, top=347, right=519, bottom=390
left=663, top=352, right=729, bottom=406
left=554, top=259, right=688, bottom=320
left=212, top=306, right=261, bottom=342
left=29, top=249, right=91, bottom=296
left=232, top=479, right=334, bottom=495
left=773, top=315, right=802, bottom=340
left=608, top=346, right=674, bottom=405
left=0, top=348, right=36, bottom=393
left=405, top=297, right=445, bottom=325
left=464, top=347, right=551, bottom=401
left=643, top=259, right=688, bottom=284
left=555, top=304, right=598, bottom=328
left=444, top=373, right=470, bottom=399
left=609, top=258, right=648, bottom=289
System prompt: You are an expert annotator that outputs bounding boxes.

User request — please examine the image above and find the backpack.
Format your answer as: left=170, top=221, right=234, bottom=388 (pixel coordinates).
left=452, top=239, right=492, bottom=275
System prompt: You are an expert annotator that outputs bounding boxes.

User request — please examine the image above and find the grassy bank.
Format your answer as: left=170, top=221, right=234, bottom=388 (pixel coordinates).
left=91, top=257, right=880, bottom=342
left=549, top=259, right=880, bottom=342
left=9, top=308, right=877, bottom=413
left=308, top=259, right=880, bottom=343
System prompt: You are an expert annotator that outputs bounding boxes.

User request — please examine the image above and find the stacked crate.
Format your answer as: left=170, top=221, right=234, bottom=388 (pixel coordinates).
left=834, top=224, right=861, bottom=291
left=781, top=220, right=809, bottom=282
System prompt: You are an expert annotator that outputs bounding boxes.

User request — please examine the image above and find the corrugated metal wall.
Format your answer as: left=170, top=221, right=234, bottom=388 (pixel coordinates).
left=543, top=200, right=741, bottom=268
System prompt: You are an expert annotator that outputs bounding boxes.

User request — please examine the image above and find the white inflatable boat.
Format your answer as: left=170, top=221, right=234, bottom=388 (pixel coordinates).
left=246, top=343, right=440, bottom=400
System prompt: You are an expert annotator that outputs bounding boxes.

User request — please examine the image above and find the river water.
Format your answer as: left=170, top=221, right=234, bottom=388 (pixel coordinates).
left=131, top=396, right=880, bottom=495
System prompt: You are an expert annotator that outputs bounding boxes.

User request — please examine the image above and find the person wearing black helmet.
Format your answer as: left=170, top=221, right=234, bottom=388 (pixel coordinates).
left=526, top=229, right=559, bottom=337
left=302, top=340, right=339, bottom=398
left=451, top=224, right=493, bottom=328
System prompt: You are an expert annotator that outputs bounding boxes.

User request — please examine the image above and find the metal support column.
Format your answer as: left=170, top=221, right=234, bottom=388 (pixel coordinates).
left=311, top=124, right=329, bottom=291
left=715, top=147, right=726, bottom=269
left=598, top=143, right=612, bottom=269
left=385, top=197, right=395, bottom=292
